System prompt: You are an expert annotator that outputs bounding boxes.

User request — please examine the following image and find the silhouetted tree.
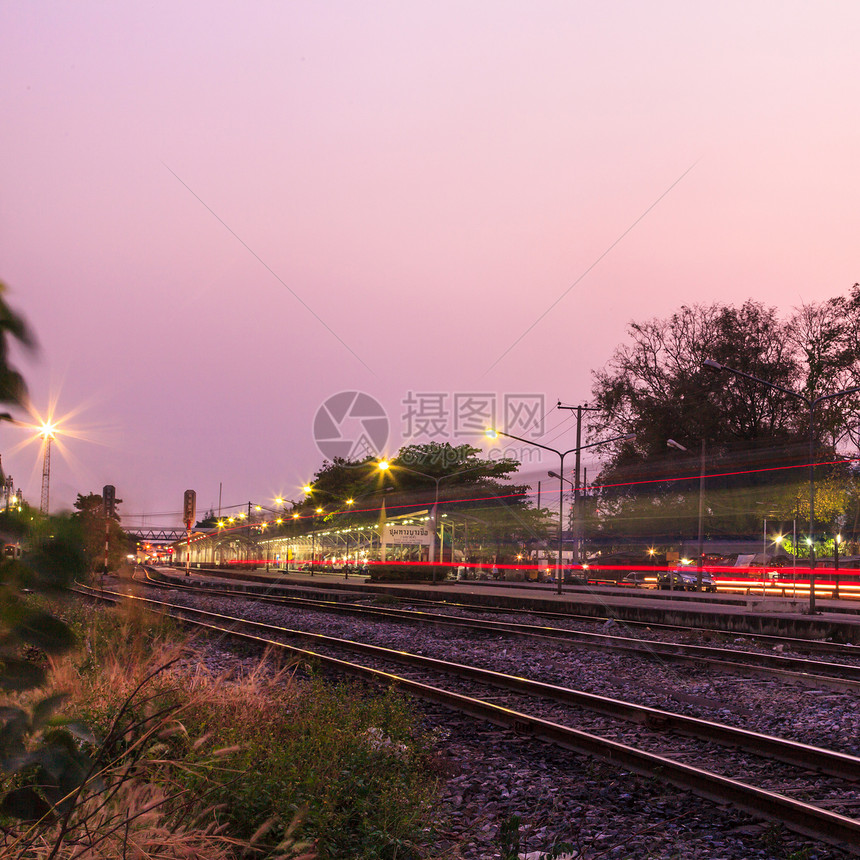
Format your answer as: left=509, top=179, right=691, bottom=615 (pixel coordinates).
left=0, top=279, right=35, bottom=423
left=588, top=292, right=860, bottom=540
left=72, top=492, right=126, bottom=571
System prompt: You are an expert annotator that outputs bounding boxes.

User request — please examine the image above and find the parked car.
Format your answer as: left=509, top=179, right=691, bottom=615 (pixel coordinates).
left=563, top=566, right=588, bottom=584
left=658, top=568, right=717, bottom=592
left=619, top=571, right=657, bottom=588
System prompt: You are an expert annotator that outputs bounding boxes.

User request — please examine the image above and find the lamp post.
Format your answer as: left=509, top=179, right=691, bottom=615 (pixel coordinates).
left=341, top=497, right=355, bottom=578
left=486, top=428, right=635, bottom=595
left=792, top=517, right=797, bottom=596
left=302, top=484, right=386, bottom=575
left=310, top=507, right=324, bottom=573
left=557, top=403, right=603, bottom=562
left=704, top=359, right=860, bottom=614
left=441, top=509, right=494, bottom=575
left=301, top=483, right=337, bottom=575
left=251, top=502, right=291, bottom=570
left=304, top=506, right=324, bottom=574
left=547, top=469, right=580, bottom=583
left=666, top=437, right=707, bottom=590
left=376, top=459, right=487, bottom=584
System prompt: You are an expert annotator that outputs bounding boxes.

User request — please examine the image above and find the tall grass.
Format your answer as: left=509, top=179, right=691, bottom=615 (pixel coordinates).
left=1, top=599, right=442, bottom=859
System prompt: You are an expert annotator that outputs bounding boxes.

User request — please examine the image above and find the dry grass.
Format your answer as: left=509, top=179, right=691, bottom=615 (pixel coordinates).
left=3, top=599, right=439, bottom=859
left=1, top=603, right=290, bottom=859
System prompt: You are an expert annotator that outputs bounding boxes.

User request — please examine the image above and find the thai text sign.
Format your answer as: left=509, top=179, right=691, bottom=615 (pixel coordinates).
left=382, top=523, right=432, bottom=546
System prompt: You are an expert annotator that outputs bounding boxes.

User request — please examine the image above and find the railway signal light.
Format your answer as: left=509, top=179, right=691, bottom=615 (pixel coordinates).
left=103, top=485, right=117, bottom=518
left=183, top=489, right=197, bottom=526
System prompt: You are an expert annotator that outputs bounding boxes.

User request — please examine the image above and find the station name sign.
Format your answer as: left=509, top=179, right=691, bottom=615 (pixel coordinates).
left=382, top=523, right=432, bottom=546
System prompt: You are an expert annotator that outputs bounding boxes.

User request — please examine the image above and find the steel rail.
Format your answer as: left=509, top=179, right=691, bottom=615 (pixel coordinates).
left=386, top=594, right=860, bottom=656
left=73, top=582, right=860, bottom=853
left=141, top=569, right=860, bottom=690
left=396, top=594, right=860, bottom=656
left=147, top=566, right=860, bottom=657
left=76, top=583, right=860, bottom=780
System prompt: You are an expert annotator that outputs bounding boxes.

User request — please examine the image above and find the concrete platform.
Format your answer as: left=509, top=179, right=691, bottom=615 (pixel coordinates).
left=149, top=566, right=860, bottom=643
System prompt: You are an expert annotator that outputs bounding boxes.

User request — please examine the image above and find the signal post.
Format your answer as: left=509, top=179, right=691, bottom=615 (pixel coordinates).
left=183, top=490, right=196, bottom=576
left=103, top=485, right=119, bottom=583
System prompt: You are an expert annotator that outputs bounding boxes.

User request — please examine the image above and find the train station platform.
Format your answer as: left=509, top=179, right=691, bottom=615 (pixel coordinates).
left=147, top=566, right=860, bottom=643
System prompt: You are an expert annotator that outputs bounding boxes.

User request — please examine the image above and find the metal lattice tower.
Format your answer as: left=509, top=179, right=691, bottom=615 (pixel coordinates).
left=40, top=433, right=52, bottom=514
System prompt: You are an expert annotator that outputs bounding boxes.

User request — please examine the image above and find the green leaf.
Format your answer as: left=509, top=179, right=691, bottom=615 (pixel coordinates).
left=0, top=707, right=29, bottom=760
left=31, top=693, right=69, bottom=731
left=40, top=728, right=79, bottom=754
left=0, top=600, right=28, bottom=628
left=62, top=721, right=99, bottom=747
left=13, top=611, right=76, bottom=654
left=0, top=658, right=46, bottom=691
left=27, top=743, right=80, bottom=781
left=52, top=755, right=92, bottom=813
left=0, top=705, right=28, bottom=723
left=0, top=785, right=51, bottom=821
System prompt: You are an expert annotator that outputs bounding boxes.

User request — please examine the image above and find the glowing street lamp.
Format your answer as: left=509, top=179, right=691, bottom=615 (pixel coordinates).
left=302, top=483, right=373, bottom=571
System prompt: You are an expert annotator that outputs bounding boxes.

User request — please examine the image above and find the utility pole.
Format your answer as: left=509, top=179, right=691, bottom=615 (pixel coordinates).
left=557, top=402, right=601, bottom=564
left=697, top=438, right=706, bottom=590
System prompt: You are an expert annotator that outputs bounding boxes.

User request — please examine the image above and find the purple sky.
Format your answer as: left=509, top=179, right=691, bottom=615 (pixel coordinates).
left=2, top=2, right=859, bottom=527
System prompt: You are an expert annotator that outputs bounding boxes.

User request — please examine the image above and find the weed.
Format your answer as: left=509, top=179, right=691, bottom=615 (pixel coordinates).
left=3, top=599, right=440, bottom=859
left=762, top=822, right=786, bottom=853
left=496, top=814, right=521, bottom=860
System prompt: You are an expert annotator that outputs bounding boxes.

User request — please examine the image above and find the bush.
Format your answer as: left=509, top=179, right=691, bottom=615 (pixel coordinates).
left=191, top=675, right=438, bottom=858
left=367, top=564, right=436, bottom=582
left=3, top=599, right=441, bottom=859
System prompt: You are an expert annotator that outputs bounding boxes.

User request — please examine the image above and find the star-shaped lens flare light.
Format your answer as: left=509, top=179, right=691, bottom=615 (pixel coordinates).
left=9, top=401, right=99, bottom=514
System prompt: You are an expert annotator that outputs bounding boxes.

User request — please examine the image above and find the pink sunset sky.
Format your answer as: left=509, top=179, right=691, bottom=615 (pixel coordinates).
left=1, top=1, right=858, bottom=526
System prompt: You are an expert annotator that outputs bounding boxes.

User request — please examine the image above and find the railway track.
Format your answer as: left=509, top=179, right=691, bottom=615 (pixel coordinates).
left=75, top=581, right=860, bottom=853
left=160, top=565, right=860, bottom=653
left=150, top=565, right=860, bottom=656
left=138, top=567, right=860, bottom=693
